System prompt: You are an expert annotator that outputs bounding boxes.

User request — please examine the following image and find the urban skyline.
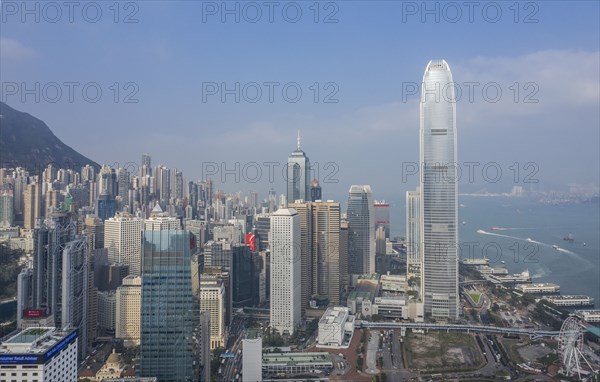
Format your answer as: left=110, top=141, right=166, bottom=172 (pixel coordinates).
left=1, top=2, right=599, bottom=381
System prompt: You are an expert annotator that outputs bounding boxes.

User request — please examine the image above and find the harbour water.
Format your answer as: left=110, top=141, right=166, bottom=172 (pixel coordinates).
left=389, top=196, right=600, bottom=304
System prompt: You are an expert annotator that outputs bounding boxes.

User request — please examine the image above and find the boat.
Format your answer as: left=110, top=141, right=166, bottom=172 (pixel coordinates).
left=583, top=242, right=587, bottom=246
left=491, top=227, right=500, bottom=230
left=552, top=245, right=559, bottom=250
left=462, top=221, right=466, bottom=225
left=477, top=229, right=486, bottom=234
left=563, top=233, right=574, bottom=242
left=526, top=238, right=533, bottom=242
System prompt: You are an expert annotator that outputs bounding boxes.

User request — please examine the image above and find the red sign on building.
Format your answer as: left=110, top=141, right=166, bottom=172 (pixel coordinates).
left=246, top=233, right=256, bottom=252
left=22, top=309, right=46, bottom=318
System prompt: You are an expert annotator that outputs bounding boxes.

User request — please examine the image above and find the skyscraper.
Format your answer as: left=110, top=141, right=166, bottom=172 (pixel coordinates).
left=270, top=208, right=301, bottom=335
left=104, top=213, right=143, bottom=276
left=346, top=185, right=375, bottom=275
left=286, top=132, right=311, bottom=204
left=140, top=229, right=194, bottom=381
left=420, top=60, right=459, bottom=319
left=374, top=200, right=390, bottom=239
left=0, top=189, right=14, bottom=227
left=289, top=200, right=341, bottom=307
left=406, top=188, right=421, bottom=270
left=310, top=179, right=322, bottom=202
left=116, top=275, right=142, bottom=346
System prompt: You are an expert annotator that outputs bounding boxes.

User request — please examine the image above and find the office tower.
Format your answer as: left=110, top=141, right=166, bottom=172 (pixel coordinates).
left=97, top=263, right=129, bottom=291
left=145, top=203, right=180, bottom=230
left=117, top=167, right=131, bottom=201
left=232, top=244, right=259, bottom=307
left=420, top=60, right=459, bottom=319
left=140, top=229, right=194, bottom=381
left=174, top=169, right=184, bottom=200
left=96, top=190, right=117, bottom=221
left=23, top=182, right=42, bottom=229
left=242, top=330, right=262, bottom=382
left=374, top=200, right=390, bottom=239
left=199, top=276, right=226, bottom=349
left=203, top=267, right=232, bottom=327
left=286, top=132, right=311, bottom=204
left=346, top=185, right=375, bottom=275
left=270, top=208, right=301, bottom=335
left=313, top=201, right=341, bottom=305
left=254, top=214, right=271, bottom=251
left=198, top=311, right=211, bottom=382
left=16, top=267, right=33, bottom=329
left=84, top=215, right=104, bottom=249
left=24, top=214, right=89, bottom=360
left=286, top=201, right=311, bottom=314
left=116, top=275, right=142, bottom=346
left=213, top=224, right=242, bottom=245
left=156, top=166, right=171, bottom=202
left=105, top=213, right=143, bottom=276
left=289, top=200, right=341, bottom=308
left=61, top=236, right=89, bottom=361
left=0, top=189, right=14, bottom=227
left=310, top=179, right=322, bottom=202
left=142, top=153, right=152, bottom=169
left=339, top=219, right=349, bottom=301
left=203, top=240, right=232, bottom=269
left=97, top=290, right=116, bottom=333
left=185, top=219, right=208, bottom=249
left=406, top=188, right=421, bottom=269
left=375, top=225, right=386, bottom=256
left=257, top=250, right=270, bottom=305
left=0, top=327, right=78, bottom=382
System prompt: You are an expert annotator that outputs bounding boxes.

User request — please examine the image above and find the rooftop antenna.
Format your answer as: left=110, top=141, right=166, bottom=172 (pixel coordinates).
left=297, top=130, right=301, bottom=150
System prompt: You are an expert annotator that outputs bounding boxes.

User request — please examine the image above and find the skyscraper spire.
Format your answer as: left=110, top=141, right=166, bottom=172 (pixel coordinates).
left=297, top=130, right=301, bottom=150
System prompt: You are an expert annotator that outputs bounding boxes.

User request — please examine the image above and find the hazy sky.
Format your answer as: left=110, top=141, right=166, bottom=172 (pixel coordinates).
left=1, top=0, right=599, bottom=203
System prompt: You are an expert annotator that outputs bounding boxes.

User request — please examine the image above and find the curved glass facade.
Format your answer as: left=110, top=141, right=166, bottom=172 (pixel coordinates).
left=420, top=60, right=459, bottom=319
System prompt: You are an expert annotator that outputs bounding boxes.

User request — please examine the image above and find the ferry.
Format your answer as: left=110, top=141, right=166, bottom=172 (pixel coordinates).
left=526, top=238, right=534, bottom=242
left=563, top=233, right=574, bottom=242
left=552, top=245, right=559, bottom=250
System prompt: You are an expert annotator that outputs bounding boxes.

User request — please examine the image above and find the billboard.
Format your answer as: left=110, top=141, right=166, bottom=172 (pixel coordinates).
left=246, top=233, right=256, bottom=252
left=22, top=309, right=46, bottom=318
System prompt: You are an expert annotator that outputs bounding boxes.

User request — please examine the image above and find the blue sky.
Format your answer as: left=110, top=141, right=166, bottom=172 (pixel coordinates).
left=1, top=0, right=599, bottom=202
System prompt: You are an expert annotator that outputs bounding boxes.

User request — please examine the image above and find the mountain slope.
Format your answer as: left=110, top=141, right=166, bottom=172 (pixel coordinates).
left=0, top=102, right=98, bottom=172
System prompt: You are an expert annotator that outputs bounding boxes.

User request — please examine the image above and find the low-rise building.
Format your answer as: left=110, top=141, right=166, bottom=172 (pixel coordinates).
left=575, top=310, right=600, bottom=323
left=515, top=283, right=560, bottom=294
left=262, top=352, right=333, bottom=375
left=317, top=307, right=355, bottom=348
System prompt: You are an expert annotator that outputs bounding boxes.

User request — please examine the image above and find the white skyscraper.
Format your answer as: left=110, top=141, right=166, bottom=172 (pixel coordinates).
left=104, top=214, right=143, bottom=276
left=270, top=208, right=301, bottom=335
left=420, top=60, right=459, bottom=319
left=346, top=185, right=375, bottom=275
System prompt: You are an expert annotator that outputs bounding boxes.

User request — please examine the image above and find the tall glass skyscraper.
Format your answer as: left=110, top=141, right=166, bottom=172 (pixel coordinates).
left=346, top=185, right=375, bottom=275
left=420, top=60, right=459, bottom=319
left=140, top=229, right=195, bottom=381
left=287, top=132, right=311, bottom=204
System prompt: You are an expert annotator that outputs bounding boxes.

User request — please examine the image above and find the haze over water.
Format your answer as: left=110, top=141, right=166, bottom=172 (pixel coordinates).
left=389, top=196, right=600, bottom=304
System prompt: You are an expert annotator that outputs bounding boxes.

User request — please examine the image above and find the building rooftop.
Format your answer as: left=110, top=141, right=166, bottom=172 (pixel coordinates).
left=319, top=307, right=349, bottom=325
left=263, top=352, right=332, bottom=366
left=1, top=327, right=75, bottom=355
left=273, top=208, right=298, bottom=216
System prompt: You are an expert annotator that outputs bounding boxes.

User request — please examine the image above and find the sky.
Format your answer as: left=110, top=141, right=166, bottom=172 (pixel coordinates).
left=1, top=0, right=599, bottom=204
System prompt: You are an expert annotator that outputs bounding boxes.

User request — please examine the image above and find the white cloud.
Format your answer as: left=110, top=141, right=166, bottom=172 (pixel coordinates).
left=0, top=37, right=36, bottom=61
